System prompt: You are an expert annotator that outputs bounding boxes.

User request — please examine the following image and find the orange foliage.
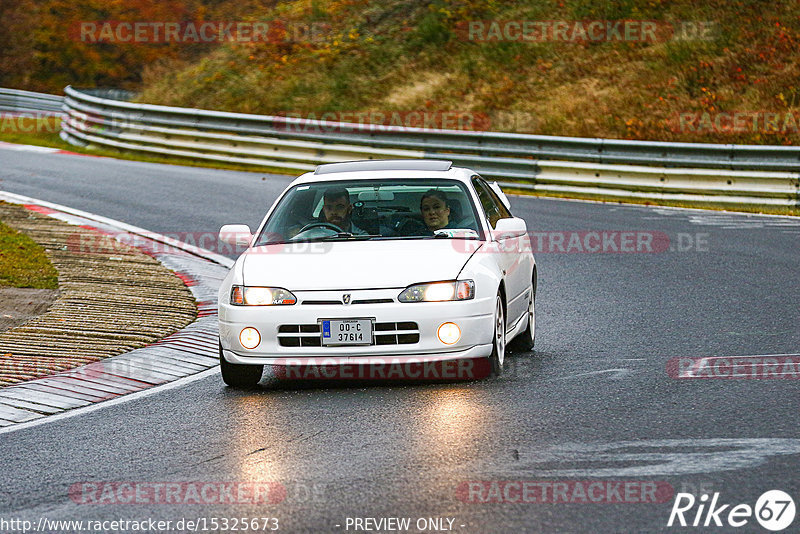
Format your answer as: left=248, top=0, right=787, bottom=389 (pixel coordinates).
left=0, top=0, right=249, bottom=92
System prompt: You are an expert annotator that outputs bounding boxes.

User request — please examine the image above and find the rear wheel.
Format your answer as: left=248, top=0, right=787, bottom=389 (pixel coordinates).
left=219, top=341, right=263, bottom=387
left=488, top=294, right=506, bottom=376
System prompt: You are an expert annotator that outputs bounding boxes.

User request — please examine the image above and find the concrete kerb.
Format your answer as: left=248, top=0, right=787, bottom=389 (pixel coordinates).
left=0, top=191, right=231, bottom=430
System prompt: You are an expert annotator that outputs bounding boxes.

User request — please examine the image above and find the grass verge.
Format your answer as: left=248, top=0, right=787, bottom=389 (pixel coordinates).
left=0, top=208, right=59, bottom=289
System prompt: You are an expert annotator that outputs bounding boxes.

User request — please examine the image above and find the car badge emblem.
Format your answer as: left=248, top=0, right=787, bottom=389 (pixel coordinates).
left=343, top=294, right=351, bottom=305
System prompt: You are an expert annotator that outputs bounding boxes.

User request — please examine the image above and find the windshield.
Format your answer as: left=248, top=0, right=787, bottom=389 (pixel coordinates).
left=254, top=179, right=483, bottom=246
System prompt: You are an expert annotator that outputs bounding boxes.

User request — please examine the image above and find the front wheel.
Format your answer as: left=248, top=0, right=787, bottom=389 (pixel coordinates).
left=509, top=286, right=535, bottom=352
left=488, top=294, right=506, bottom=376
left=219, top=342, right=264, bottom=387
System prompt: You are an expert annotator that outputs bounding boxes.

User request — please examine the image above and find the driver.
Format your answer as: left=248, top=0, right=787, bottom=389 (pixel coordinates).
left=320, top=187, right=368, bottom=235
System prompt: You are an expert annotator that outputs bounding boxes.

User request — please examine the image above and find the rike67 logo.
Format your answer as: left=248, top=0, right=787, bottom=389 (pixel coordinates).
left=667, top=490, right=796, bottom=531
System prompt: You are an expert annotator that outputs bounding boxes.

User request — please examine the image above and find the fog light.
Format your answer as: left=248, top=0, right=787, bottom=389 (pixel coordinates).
left=239, top=327, right=261, bottom=349
left=437, top=322, right=461, bottom=345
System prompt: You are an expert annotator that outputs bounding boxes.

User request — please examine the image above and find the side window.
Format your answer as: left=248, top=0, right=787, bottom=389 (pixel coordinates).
left=472, top=178, right=500, bottom=228
left=482, top=179, right=512, bottom=219
left=472, top=177, right=509, bottom=229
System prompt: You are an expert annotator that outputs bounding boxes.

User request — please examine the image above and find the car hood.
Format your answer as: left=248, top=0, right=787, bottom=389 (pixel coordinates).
left=242, top=239, right=481, bottom=290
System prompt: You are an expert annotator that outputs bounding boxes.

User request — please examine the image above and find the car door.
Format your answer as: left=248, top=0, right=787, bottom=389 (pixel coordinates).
left=471, top=177, right=528, bottom=326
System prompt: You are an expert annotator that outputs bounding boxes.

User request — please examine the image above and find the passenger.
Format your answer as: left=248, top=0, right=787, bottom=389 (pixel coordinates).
left=420, top=189, right=454, bottom=232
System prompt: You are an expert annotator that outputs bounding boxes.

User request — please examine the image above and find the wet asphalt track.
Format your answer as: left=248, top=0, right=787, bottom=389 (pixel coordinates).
left=1, top=148, right=799, bottom=533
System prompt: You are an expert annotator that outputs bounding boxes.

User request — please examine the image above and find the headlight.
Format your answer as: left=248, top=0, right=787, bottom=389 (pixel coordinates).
left=398, top=280, right=475, bottom=302
left=231, top=286, right=296, bottom=306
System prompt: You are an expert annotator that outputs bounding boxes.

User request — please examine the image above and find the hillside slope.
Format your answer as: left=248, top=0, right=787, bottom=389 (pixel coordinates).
left=5, top=0, right=800, bottom=144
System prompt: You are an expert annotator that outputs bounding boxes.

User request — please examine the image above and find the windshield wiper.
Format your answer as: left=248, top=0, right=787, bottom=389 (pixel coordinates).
left=284, top=233, right=383, bottom=242
left=319, top=233, right=383, bottom=241
left=261, top=233, right=478, bottom=246
left=428, top=228, right=481, bottom=239
left=260, top=233, right=383, bottom=245
left=427, top=233, right=480, bottom=239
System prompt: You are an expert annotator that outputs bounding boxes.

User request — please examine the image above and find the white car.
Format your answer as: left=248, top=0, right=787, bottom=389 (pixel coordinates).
left=217, top=160, right=536, bottom=387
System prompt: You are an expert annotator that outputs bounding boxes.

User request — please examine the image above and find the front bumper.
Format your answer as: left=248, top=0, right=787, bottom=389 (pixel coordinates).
left=221, top=343, right=493, bottom=366
left=219, top=288, right=495, bottom=363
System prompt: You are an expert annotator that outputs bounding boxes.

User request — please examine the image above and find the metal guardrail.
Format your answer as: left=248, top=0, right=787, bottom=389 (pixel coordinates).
left=0, top=88, right=64, bottom=115
left=51, top=85, right=796, bottom=207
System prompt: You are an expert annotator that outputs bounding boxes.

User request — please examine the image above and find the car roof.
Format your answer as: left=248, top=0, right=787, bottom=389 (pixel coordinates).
left=316, top=159, right=453, bottom=174
left=290, top=160, right=475, bottom=186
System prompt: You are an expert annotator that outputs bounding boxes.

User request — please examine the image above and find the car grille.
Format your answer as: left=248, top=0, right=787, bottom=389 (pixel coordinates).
left=277, top=322, right=419, bottom=347
left=352, top=298, right=394, bottom=305
left=300, top=298, right=395, bottom=305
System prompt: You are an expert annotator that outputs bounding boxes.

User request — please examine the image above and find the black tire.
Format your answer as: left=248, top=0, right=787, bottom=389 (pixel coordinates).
left=488, top=293, right=506, bottom=376
left=508, top=284, right=535, bottom=352
left=219, top=342, right=263, bottom=387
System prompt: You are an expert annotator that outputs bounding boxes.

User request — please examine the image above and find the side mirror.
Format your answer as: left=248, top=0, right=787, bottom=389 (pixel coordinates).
left=219, top=224, right=253, bottom=247
left=492, top=217, right=527, bottom=239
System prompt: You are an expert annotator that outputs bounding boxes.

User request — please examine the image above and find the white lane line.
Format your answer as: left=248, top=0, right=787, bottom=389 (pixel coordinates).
left=0, top=367, right=220, bottom=436
left=0, top=140, right=96, bottom=158
left=493, top=438, right=800, bottom=477
left=511, top=192, right=800, bottom=220
left=701, top=352, right=800, bottom=359
left=556, top=368, right=631, bottom=380
left=0, top=141, right=60, bottom=153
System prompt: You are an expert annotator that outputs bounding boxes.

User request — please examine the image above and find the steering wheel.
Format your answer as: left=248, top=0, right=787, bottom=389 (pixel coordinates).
left=395, top=217, right=429, bottom=236
left=298, top=221, right=344, bottom=233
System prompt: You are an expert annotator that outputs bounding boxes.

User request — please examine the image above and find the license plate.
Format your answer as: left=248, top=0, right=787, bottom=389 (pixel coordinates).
left=321, top=319, right=372, bottom=346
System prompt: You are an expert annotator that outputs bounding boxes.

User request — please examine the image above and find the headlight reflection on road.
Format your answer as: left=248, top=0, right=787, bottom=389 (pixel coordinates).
left=415, top=389, right=489, bottom=445
left=222, top=395, right=288, bottom=483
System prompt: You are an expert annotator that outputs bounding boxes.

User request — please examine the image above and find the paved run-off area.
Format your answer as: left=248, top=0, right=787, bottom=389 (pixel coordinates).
left=0, top=148, right=799, bottom=531
left=0, top=201, right=197, bottom=385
